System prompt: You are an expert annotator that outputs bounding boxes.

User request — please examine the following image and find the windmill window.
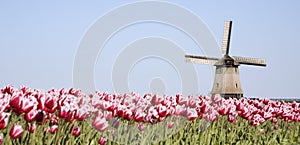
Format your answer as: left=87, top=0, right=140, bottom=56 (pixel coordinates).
left=236, top=83, right=238, bottom=88
left=217, top=83, right=219, bottom=88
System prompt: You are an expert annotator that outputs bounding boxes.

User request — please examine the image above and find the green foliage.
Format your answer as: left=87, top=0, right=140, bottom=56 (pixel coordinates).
left=1, top=115, right=299, bottom=145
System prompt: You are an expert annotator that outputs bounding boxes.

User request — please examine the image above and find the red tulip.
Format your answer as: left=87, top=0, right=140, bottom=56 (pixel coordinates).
left=0, top=112, right=10, bottom=122
left=45, top=96, right=56, bottom=109
left=0, top=118, right=9, bottom=130
left=59, top=106, right=68, bottom=119
left=22, top=98, right=34, bottom=113
left=49, top=125, right=58, bottom=134
left=24, top=109, right=38, bottom=122
left=134, top=111, right=145, bottom=122
left=9, top=124, right=24, bottom=139
left=157, top=105, right=167, bottom=117
left=2, top=85, right=14, bottom=95
left=9, top=93, right=22, bottom=109
left=98, top=137, right=107, bottom=145
left=71, top=126, right=81, bottom=137
left=37, top=94, right=46, bottom=111
left=36, top=111, right=44, bottom=124
left=75, top=110, right=86, bottom=121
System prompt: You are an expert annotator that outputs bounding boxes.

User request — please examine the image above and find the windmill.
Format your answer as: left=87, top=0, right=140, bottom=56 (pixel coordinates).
left=185, top=21, right=266, bottom=98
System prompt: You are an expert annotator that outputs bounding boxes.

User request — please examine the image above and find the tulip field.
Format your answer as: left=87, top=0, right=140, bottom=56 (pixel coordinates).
left=0, top=85, right=299, bottom=145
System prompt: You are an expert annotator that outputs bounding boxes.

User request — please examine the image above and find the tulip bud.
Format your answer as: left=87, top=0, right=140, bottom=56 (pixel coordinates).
left=259, top=128, right=265, bottom=134
left=138, top=124, right=145, bottom=131
left=92, top=115, right=108, bottom=132
left=168, top=121, right=174, bottom=128
left=274, top=125, right=279, bottom=130
left=27, top=123, right=36, bottom=133
left=0, top=118, right=9, bottom=130
left=98, top=137, right=107, bottom=145
left=9, top=124, right=24, bottom=139
left=71, top=126, right=81, bottom=137
left=49, top=125, right=58, bottom=134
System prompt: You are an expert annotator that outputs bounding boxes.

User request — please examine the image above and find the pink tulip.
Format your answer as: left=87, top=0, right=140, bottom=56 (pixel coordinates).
left=75, top=110, right=86, bottom=121
left=259, top=128, right=265, bottom=134
left=98, top=137, right=107, bottom=145
left=108, top=129, right=116, bottom=136
left=93, top=115, right=108, bottom=132
left=9, top=124, right=24, bottom=139
left=274, top=125, right=279, bottom=130
left=212, top=94, right=222, bottom=103
left=0, top=133, right=3, bottom=145
left=27, top=123, right=36, bottom=133
left=138, top=124, right=145, bottom=131
left=186, top=109, right=197, bottom=121
left=168, top=121, right=174, bottom=128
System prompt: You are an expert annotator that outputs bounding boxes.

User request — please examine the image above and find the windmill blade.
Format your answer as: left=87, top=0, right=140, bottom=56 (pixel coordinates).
left=185, top=55, right=218, bottom=65
left=221, top=21, right=232, bottom=55
left=233, top=56, right=266, bottom=66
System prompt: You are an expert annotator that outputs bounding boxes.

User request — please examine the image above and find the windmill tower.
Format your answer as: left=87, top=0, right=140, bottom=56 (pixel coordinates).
left=185, top=21, right=266, bottom=98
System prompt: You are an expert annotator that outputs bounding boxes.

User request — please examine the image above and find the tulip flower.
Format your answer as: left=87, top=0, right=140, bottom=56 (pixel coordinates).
left=49, top=125, right=58, bottom=134
left=9, top=124, right=24, bottom=139
left=274, top=125, right=279, bottom=130
left=0, top=118, right=9, bottom=130
left=93, top=115, right=108, bottom=132
left=0, top=133, right=3, bottom=145
left=27, top=123, right=36, bottom=133
left=168, top=121, right=174, bottom=128
left=98, top=137, right=107, bottom=145
left=259, top=128, right=265, bottom=134
left=71, top=126, right=81, bottom=137
left=9, top=93, right=22, bottom=109
left=138, top=124, right=145, bottom=131
left=24, top=109, right=38, bottom=122
left=134, top=111, right=145, bottom=122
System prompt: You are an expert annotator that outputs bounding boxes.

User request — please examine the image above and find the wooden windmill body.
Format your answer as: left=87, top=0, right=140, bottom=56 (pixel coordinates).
left=185, top=21, right=266, bottom=98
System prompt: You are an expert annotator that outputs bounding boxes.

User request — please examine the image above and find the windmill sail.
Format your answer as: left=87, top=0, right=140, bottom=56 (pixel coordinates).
left=185, top=55, right=218, bottom=65
left=221, top=21, right=232, bottom=55
left=233, top=56, right=266, bottom=66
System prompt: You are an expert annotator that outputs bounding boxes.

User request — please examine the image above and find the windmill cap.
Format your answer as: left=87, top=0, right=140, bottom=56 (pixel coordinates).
left=214, top=55, right=240, bottom=66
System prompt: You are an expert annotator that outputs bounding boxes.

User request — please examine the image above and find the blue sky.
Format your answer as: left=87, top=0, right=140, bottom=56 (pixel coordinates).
left=0, top=1, right=299, bottom=98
